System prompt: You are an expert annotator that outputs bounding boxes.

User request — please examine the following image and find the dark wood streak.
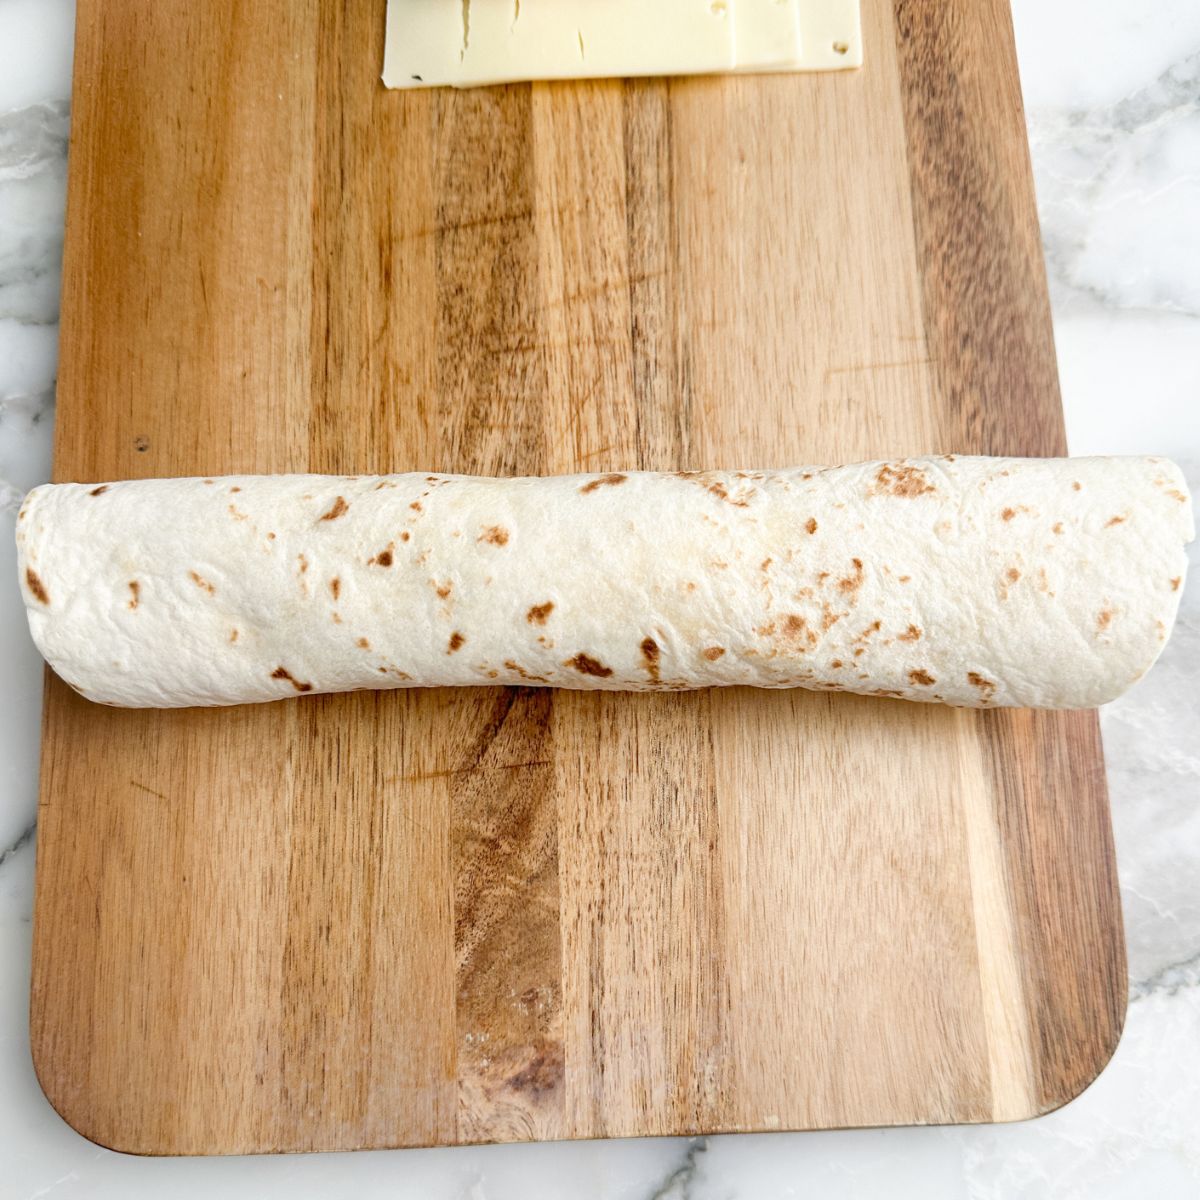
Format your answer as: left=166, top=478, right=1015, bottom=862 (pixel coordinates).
left=623, top=80, right=692, bottom=472
left=433, top=86, right=547, bottom=480
left=978, top=710, right=1125, bottom=1112
left=893, top=0, right=1065, bottom=457
left=450, top=688, right=562, bottom=1140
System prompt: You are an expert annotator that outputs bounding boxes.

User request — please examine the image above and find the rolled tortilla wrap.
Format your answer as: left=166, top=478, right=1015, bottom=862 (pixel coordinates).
left=15, top=456, right=1192, bottom=709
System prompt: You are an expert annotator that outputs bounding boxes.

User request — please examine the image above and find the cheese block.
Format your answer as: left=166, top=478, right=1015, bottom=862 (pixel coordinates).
left=382, top=0, right=862, bottom=90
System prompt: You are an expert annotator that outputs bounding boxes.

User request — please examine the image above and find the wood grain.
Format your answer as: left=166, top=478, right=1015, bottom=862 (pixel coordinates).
left=31, top=0, right=1124, bottom=1154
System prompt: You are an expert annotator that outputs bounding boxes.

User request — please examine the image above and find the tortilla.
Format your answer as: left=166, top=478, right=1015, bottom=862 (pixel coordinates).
left=15, top=456, right=1192, bottom=709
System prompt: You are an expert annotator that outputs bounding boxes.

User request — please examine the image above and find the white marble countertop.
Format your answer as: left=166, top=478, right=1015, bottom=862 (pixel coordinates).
left=1, top=1, right=1197, bottom=1195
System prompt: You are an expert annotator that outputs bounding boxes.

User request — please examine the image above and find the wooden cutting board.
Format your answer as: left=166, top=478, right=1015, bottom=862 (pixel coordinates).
left=32, top=0, right=1125, bottom=1155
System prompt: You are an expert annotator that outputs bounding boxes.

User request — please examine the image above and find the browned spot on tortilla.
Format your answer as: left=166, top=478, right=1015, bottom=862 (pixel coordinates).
left=229, top=629, right=239, bottom=643
left=707, top=481, right=740, bottom=505
left=898, top=624, right=922, bottom=642
left=400, top=531, right=411, bottom=542
left=127, top=581, right=140, bottom=609
left=1052, top=522, right=1064, bottom=534
left=837, top=558, right=864, bottom=594
left=330, top=577, right=341, bottom=600
left=230, top=486, right=241, bottom=493
left=1105, top=515, right=1126, bottom=527
left=566, top=652, right=613, bottom=678
left=89, top=485, right=108, bottom=496
left=1166, top=488, right=1188, bottom=503
left=782, top=614, right=818, bottom=650
left=870, top=688, right=906, bottom=699
left=639, top=638, right=662, bottom=682
left=805, top=518, right=818, bottom=535
left=319, top=495, right=349, bottom=521
left=228, top=504, right=248, bottom=520
left=448, top=632, right=465, bottom=653
left=1096, top=608, right=1114, bottom=631
left=908, top=669, right=936, bottom=686
left=761, top=557, right=773, bottom=571
left=202, top=479, right=214, bottom=485
left=967, top=672, right=996, bottom=700
left=1037, top=567, right=1054, bottom=595
left=504, top=660, right=548, bottom=683
left=370, top=548, right=393, bottom=567
left=898, top=575, right=911, bottom=583
left=580, top=473, right=627, bottom=494
left=830, top=659, right=844, bottom=670
left=873, top=463, right=935, bottom=497
left=1072, top=481, right=1082, bottom=491
left=356, top=637, right=370, bottom=649
left=1001, top=507, right=1016, bottom=521
left=25, top=569, right=49, bottom=605
left=1170, top=576, right=1181, bottom=591
left=702, top=646, right=726, bottom=661
left=189, top=570, right=215, bottom=595
left=436, top=582, right=452, bottom=600
left=479, top=525, right=509, bottom=546
left=409, top=500, right=423, bottom=513
left=1006, top=567, right=1021, bottom=583
left=685, top=581, right=697, bottom=592
left=298, top=554, right=309, bottom=574
left=267, top=531, right=276, bottom=540
left=271, top=666, right=313, bottom=692
left=820, top=604, right=842, bottom=632
left=527, top=602, right=555, bottom=625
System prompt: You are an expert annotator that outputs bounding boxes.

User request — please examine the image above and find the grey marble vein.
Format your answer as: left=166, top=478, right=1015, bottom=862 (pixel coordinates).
left=1029, top=51, right=1200, bottom=317
left=0, top=821, right=34, bottom=873
left=0, top=101, right=68, bottom=325
left=646, top=1139, right=708, bottom=1200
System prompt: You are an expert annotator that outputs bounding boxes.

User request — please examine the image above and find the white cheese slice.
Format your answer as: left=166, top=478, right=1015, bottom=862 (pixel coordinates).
left=738, top=1, right=864, bottom=75
left=385, top=0, right=732, bottom=89
left=795, top=0, right=863, bottom=71
left=382, top=0, right=860, bottom=91
left=734, top=0, right=803, bottom=70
